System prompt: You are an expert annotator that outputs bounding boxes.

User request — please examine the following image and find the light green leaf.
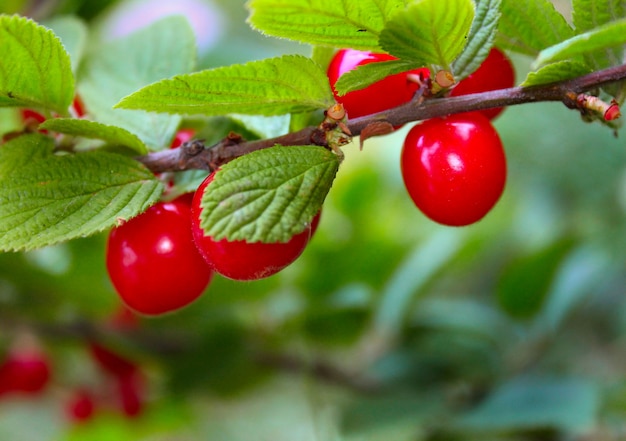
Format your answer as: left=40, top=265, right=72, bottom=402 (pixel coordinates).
left=452, top=0, right=502, bottom=80
left=0, top=14, right=74, bottom=114
left=199, top=146, right=339, bottom=243
left=572, top=0, right=626, bottom=94
left=379, top=0, right=475, bottom=69
left=0, top=134, right=162, bottom=251
left=522, top=60, right=593, bottom=86
left=534, top=18, right=626, bottom=68
left=457, top=376, right=599, bottom=433
left=78, top=16, right=196, bottom=150
left=115, top=55, right=334, bottom=117
left=42, top=15, right=88, bottom=74
left=39, top=118, right=148, bottom=154
left=497, top=0, right=574, bottom=56
left=229, top=114, right=291, bottom=139
left=247, top=0, right=407, bottom=51
left=334, top=59, right=423, bottom=96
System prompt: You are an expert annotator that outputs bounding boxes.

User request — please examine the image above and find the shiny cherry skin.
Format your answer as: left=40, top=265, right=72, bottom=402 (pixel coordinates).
left=449, top=47, right=515, bottom=120
left=190, top=172, right=312, bottom=281
left=0, top=351, right=51, bottom=396
left=401, top=113, right=507, bottom=226
left=327, top=49, right=429, bottom=119
left=106, top=194, right=214, bottom=315
left=170, top=128, right=195, bottom=148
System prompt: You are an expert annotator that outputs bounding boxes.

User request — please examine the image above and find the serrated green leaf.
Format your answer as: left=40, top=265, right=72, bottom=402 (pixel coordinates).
left=115, top=55, right=334, bottom=117
left=522, top=60, right=593, bottom=86
left=534, top=18, right=626, bottom=69
left=0, top=14, right=74, bottom=114
left=78, top=16, right=196, bottom=150
left=199, top=146, right=339, bottom=243
left=42, top=15, right=88, bottom=74
left=0, top=134, right=162, bottom=251
left=39, top=118, right=148, bottom=154
left=379, top=0, right=475, bottom=69
left=452, top=0, right=502, bottom=80
left=334, top=59, right=422, bottom=96
left=497, top=0, right=574, bottom=56
left=247, top=0, right=407, bottom=51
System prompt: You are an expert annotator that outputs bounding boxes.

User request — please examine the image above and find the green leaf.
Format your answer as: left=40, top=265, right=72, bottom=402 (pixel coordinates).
left=379, top=0, right=475, bottom=69
left=115, top=55, right=334, bottom=117
left=533, top=18, right=626, bottom=69
left=333, top=59, right=423, bottom=96
left=199, top=146, right=339, bottom=243
left=457, top=376, right=600, bottom=432
left=0, top=14, right=74, bottom=114
left=497, top=0, right=574, bottom=56
left=452, top=0, right=502, bottom=80
left=0, top=134, right=162, bottom=251
left=522, top=60, right=593, bottom=86
left=572, top=0, right=626, bottom=95
left=78, top=16, right=196, bottom=150
left=229, top=114, right=290, bottom=139
left=496, top=238, right=574, bottom=319
left=247, top=0, right=407, bottom=51
left=39, top=118, right=148, bottom=154
left=42, top=15, right=88, bottom=74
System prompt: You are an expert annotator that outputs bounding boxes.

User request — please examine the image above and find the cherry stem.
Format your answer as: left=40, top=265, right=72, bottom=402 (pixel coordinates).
left=138, top=63, right=626, bottom=173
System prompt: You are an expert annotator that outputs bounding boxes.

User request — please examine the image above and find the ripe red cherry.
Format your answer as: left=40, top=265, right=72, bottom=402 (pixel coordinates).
left=190, top=172, right=312, bottom=281
left=449, top=47, right=515, bottom=120
left=66, top=389, right=96, bottom=422
left=170, top=128, right=195, bottom=148
left=106, top=194, right=214, bottom=315
left=401, top=113, right=507, bottom=226
left=327, top=49, right=429, bottom=119
left=0, top=351, right=51, bottom=396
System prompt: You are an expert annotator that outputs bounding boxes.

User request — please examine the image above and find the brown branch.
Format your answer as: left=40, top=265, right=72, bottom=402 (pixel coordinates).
left=137, top=63, right=626, bottom=173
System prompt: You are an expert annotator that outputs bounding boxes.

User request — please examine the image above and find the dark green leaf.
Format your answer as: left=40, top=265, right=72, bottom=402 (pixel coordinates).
left=40, top=118, right=148, bottom=154
left=247, top=0, right=407, bottom=51
left=199, top=145, right=340, bottom=243
left=380, top=0, right=475, bottom=69
left=116, top=55, right=334, bottom=117
left=497, top=0, right=574, bottom=56
left=0, top=14, right=74, bottom=114
left=0, top=134, right=162, bottom=251
left=452, top=0, right=502, bottom=80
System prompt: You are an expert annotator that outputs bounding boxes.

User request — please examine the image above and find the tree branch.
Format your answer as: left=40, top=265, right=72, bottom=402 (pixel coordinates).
left=137, top=63, right=626, bottom=173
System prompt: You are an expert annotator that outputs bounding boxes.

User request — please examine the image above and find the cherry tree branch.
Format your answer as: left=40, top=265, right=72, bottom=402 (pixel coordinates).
left=137, top=63, right=626, bottom=174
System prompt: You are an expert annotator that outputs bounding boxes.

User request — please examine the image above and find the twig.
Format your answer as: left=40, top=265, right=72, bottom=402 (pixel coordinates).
left=136, top=63, right=626, bottom=173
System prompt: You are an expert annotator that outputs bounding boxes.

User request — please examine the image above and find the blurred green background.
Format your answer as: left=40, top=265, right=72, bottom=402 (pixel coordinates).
left=1, top=0, right=626, bottom=440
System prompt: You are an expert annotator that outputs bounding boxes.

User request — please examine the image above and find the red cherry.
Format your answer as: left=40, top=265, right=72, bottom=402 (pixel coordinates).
left=66, top=388, right=96, bottom=422
left=71, top=95, right=87, bottom=118
left=190, top=172, right=312, bottom=281
left=401, top=113, right=507, bottom=226
left=170, top=128, right=195, bottom=149
left=106, top=194, right=214, bottom=315
left=327, top=49, right=429, bottom=119
left=0, top=351, right=51, bottom=396
left=449, top=47, right=515, bottom=120
left=116, top=372, right=144, bottom=418
left=88, top=343, right=137, bottom=378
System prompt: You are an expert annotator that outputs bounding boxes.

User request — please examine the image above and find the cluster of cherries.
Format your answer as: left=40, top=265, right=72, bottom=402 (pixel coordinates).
left=0, top=310, right=145, bottom=423
left=327, top=47, right=514, bottom=226
left=106, top=136, right=321, bottom=315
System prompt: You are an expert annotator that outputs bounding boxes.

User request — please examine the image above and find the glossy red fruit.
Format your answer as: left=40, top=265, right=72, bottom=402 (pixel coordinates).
left=116, top=371, right=144, bottom=418
left=89, top=343, right=137, bottom=378
left=170, top=128, right=195, bottom=148
left=0, top=351, right=51, bottom=396
left=449, top=47, right=515, bottom=120
left=71, top=95, right=87, bottom=118
left=327, top=49, right=430, bottom=119
left=106, top=195, right=214, bottom=315
left=401, top=113, right=507, bottom=226
left=66, top=389, right=96, bottom=422
left=190, top=172, right=312, bottom=281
